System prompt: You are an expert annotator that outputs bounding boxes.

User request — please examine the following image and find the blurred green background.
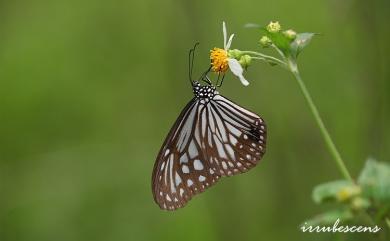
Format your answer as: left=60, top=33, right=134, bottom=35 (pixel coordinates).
left=0, top=0, right=389, bottom=240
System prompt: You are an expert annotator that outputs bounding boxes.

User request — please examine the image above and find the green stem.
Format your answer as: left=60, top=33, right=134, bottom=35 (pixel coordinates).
left=251, top=56, right=266, bottom=61
left=241, top=50, right=287, bottom=68
left=287, top=59, right=353, bottom=181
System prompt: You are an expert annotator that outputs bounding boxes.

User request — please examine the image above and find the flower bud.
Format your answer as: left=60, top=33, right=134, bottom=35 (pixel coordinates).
left=259, top=36, right=272, bottom=47
left=267, top=21, right=281, bottom=33
left=336, top=186, right=361, bottom=202
left=228, top=49, right=242, bottom=59
left=283, top=29, right=297, bottom=40
left=239, top=55, right=252, bottom=69
left=351, top=197, right=370, bottom=211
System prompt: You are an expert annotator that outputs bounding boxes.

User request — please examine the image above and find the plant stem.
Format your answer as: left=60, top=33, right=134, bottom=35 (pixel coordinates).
left=287, top=59, right=353, bottom=181
left=241, top=51, right=287, bottom=68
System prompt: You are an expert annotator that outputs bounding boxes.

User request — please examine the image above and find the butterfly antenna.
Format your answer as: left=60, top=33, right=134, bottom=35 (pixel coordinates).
left=188, top=42, right=199, bottom=85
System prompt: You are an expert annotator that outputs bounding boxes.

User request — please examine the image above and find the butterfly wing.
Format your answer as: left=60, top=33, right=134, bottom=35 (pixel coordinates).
left=204, top=94, right=266, bottom=176
left=152, top=99, right=221, bottom=211
left=152, top=94, right=267, bottom=211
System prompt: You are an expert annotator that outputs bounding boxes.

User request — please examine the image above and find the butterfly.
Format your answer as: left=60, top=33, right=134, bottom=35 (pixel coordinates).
left=152, top=44, right=267, bottom=211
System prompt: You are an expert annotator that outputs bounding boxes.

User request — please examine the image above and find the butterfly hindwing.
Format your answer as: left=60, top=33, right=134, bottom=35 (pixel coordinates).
left=205, top=95, right=266, bottom=176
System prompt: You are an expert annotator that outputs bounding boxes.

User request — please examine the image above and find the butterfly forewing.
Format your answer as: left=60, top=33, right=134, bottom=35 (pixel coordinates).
left=152, top=90, right=267, bottom=211
left=152, top=100, right=221, bottom=210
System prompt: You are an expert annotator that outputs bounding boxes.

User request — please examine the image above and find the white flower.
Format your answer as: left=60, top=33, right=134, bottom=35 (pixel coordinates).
left=223, top=21, right=250, bottom=86
left=210, top=21, right=250, bottom=86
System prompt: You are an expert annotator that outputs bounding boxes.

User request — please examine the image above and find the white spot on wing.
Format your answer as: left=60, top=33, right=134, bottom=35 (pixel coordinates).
left=209, top=106, right=216, bottom=132
left=222, top=161, right=227, bottom=169
left=199, top=175, right=206, bottom=182
left=226, top=122, right=242, bottom=137
left=188, top=140, right=198, bottom=159
left=160, top=161, right=165, bottom=171
left=180, top=154, right=188, bottom=163
left=214, top=112, right=228, bottom=141
left=182, top=165, right=189, bottom=174
left=168, top=153, right=175, bottom=193
left=229, top=134, right=238, bottom=145
left=177, top=105, right=197, bottom=152
left=201, top=110, right=207, bottom=137
left=175, top=172, right=182, bottom=186
left=215, top=135, right=227, bottom=158
left=225, top=144, right=235, bottom=160
left=193, top=159, right=204, bottom=170
left=207, top=129, right=213, bottom=147
left=187, top=179, right=193, bottom=187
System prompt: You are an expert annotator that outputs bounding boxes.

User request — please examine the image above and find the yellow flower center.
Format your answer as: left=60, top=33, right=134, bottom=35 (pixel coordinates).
left=210, top=48, right=229, bottom=73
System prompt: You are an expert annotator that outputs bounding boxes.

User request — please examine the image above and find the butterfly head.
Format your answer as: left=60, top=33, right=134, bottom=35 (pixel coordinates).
left=193, top=82, right=218, bottom=102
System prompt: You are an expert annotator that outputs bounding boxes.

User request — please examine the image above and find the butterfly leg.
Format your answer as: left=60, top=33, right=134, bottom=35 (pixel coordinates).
left=198, top=66, right=212, bottom=84
left=216, top=73, right=225, bottom=87
left=201, top=75, right=212, bottom=85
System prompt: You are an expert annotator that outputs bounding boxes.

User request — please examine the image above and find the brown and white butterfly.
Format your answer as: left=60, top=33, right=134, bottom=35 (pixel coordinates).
left=152, top=81, right=267, bottom=211
left=152, top=46, right=267, bottom=211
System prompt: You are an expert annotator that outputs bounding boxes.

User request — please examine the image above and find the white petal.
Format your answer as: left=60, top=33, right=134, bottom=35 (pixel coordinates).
left=223, top=21, right=227, bottom=49
left=228, top=58, right=243, bottom=75
left=228, top=58, right=250, bottom=86
left=225, top=34, right=234, bottom=50
left=238, top=75, right=249, bottom=86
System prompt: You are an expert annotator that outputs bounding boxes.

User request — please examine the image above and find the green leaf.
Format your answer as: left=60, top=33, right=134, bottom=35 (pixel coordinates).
left=302, top=209, right=354, bottom=227
left=290, top=33, right=316, bottom=59
left=386, top=218, right=390, bottom=229
left=259, top=27, right=292, bottom=55
left=312, top=180, right=360, bottom=204
left=358, top=158, right=390, bottom=202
